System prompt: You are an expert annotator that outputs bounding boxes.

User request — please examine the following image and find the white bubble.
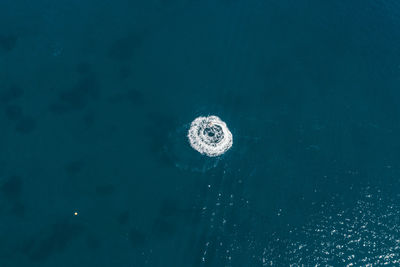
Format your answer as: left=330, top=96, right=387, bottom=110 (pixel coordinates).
left=188, top=115, right=233, bottom=157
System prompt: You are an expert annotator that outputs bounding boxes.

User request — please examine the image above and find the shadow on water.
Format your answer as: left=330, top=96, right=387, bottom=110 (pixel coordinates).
left=0, top=86, right=37, bottom=134
left=15, top=115, right=36, bottom=134
left=128, top=227, right=147, bottom=248
left=85, top=233, right=101, bottom=250
left=64, top=160, right=85, bottom=176
left=0, top=34, right=18, bottom=51
left=0, top=86, right=24, bottom=103
left=20, top=219, right=86, bottom=262
left=4, top=104, right=23, bottom=121
left=108, top=30, right=149, bottom=78
left=117, top=211, right=130, bottom=225
left=152, top=217, right=178, bottom=239
left=50, top=65, right=100, bottom=113
left=94, top=184, right=115, bottom=196
left=83, top=112, right=96, bottom=127
left=0, top=175, right=25, bottom=217
left=108, top=32, right=146, bottom=62
left=107, top=89, right=143, bottom=106
left=1, top=175, right=22, bottom=199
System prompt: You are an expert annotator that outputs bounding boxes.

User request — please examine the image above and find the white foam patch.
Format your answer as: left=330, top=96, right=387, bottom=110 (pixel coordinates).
left=188, top=115, right=233, bottom=157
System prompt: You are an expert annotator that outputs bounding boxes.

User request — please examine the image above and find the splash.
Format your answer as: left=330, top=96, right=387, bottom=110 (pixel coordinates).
left=188, top=115, right=233, bottom=157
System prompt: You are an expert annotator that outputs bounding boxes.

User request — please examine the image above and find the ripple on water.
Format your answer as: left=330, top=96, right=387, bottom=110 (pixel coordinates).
left=260, top=188, right=400, bottom=266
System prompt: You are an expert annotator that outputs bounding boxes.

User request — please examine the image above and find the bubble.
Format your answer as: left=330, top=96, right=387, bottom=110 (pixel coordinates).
left=162, top=115, right=233, bottom=172
left=188, top=116, right=233, bottom=157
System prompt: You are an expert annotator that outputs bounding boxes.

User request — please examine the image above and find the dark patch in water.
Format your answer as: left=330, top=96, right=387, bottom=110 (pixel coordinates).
left=108, top=89, right=143, bottom=105
left=95, top=184, right=115, bottom=196
left=117, top=211, right=130, bottom=225
left=152, top=217, right=176, bottom=238
left=64, top=160, right=84, bottom=176
left=21, top=220, right=85, bottom=262
left=1, top=175, right=22, bottom=199
left=128, top=228, right=147, bottom=248
left=118, top=64, right=132, bottom=79
left=85, top=233, right=101, bottom=249
left=50, top=75, right=99, bottom=113
left=0, top=176, right=25, bottom=217
left=83, top=112, right=95, bottom=127
left=4, top=104, right=23, bottom=121
left=0, top=34, right=18, bottom=51
left=0, top=86, right=24, bottom=103
left=108, top=32, right=145, bottom=62
left=75, top=62, right=92, bottom=75
left=9, top=201, right=25, bottom=217
left=158, top=198, right=181, bottom=217
left=15, top=116, right=36, bottom=134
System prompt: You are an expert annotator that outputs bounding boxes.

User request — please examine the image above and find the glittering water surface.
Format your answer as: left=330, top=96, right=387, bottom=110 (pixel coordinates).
left=262, top=188, right=400, bottom=266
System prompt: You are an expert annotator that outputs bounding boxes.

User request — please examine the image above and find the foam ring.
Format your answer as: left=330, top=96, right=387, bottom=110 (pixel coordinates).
left=187, top=115, right=233, bottom=157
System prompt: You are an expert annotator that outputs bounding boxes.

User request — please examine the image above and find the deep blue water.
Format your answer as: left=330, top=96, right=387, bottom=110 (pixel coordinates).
left=2, top=0, right=400, bottom=266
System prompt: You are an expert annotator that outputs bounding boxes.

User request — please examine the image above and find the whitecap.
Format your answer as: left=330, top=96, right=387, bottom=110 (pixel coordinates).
left=187, top=115, right=233, bottom=157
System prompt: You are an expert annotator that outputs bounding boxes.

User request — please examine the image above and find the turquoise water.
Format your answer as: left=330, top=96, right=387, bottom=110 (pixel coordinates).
left=1, top=0, right=400, bottom=266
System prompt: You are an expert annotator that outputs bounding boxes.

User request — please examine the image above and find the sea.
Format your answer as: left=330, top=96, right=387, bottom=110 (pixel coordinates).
left=1, top=0, right=400, bottom=266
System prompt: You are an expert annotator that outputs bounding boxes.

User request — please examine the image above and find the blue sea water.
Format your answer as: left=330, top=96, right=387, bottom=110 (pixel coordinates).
left=1, top=0, right=400, bottom=266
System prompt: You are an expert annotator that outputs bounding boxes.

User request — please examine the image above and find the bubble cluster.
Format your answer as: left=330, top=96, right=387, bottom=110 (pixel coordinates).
left=188, top=115, right=233, bottom=157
